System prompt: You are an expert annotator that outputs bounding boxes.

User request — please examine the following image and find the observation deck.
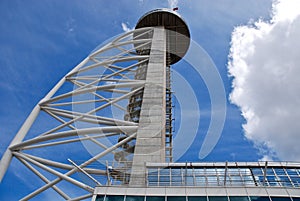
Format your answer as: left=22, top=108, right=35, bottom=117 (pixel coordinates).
left=135, top=9, right=190, bottom=65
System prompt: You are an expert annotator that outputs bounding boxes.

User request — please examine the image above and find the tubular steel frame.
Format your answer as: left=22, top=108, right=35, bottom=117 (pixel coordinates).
left=0, top=27, right=156, bottom=200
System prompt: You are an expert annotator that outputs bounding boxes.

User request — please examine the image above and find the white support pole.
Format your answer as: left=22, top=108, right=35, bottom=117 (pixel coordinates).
left=0, top=105, right=40, bottom=182
left=41, top=81, right=145, bottom=105
left=43, top=109, right=113, bottom=151
left=20, top=133, right=137, bottom=201
left=22, top=132, right=117, bottom=150
left=68, top=159, right=102, bottom=186
left=17, top=157, right=71, bottom=200
left=67, top=55, right=149, bottom=77
left=89, top=27, right=152, bottom=57
left=10, top=126, right=138, bottom=150
left=72, top=80, right=128, bottom=112
left=40, top=86, right=144, bottom=136
left=44, top=110, right=76, bottom=130
left=0, top=57, right=90, bottom=182
left=14, top=152, right=95, bottom=193
left=19, top=153, right=105, bottom=175
left=42, top=106, right=137, bottom=126
left=70, top=79, right=129, bottom=112
left=47, top=98, right=106, bottom=107
left=68, top=193, right=93, bottom=201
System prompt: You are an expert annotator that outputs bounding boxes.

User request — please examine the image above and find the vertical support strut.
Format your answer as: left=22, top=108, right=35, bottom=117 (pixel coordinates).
left=0, top=57, right=89, bottom=182
left=0, top=105, right=41, bottom=182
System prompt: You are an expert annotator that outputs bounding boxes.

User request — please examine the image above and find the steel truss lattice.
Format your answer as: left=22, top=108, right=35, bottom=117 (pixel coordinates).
left=0, top=27, right=157, bottom=200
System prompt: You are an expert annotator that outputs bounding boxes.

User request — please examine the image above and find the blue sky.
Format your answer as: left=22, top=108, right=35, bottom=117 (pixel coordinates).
left=0, top=0, right=289, bottom=200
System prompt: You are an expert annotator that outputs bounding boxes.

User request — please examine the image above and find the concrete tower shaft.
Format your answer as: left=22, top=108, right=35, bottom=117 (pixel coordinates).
left=129, top=9, right=190, bottom=185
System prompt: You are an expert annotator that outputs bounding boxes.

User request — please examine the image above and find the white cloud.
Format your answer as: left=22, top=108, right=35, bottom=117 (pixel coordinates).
left=228, top=0, right=300, bottom=161
left=272, top=0, right=300, bottom=22
left=121, top=22, right=133, bottom=32
left=168, top=0, right=178, bottom=9
left=259, top=155, right=274, bottom=162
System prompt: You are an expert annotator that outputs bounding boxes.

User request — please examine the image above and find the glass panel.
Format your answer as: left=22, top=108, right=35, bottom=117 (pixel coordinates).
left=148, top=168, right=159, bottom=173
left=275, top=168, right=285, bottom=174
left=96, top=195, right=105, bottom=201
left=206, top=169, right=216, bottom=174
left=148, top=171, right=159, bottom=177
left=240, top=168, right=251, bottom=175
left=148, top=170, right=159, bottom=186
left=208, top=196, right=228, bottom=201
left=229, top=196, right=249, bottom=201
left=146, top=196, right=165, bottom=201
left=195, top=175, right=206, bottom=186
left=171, top=168, right=182, bottom=175
left=249, top=197, right=270, bottom=201
left=286, top=169, right=297, bottom=176
left=167, top=196, right=186, bottom=201
left=148, top=175, right=158, bottom=181
left=106, top=195, right=125, bottom=201
left=186, top=168, right=193, bottom=176
left=278, top=176, right=293, bottom=187
left=251, top=168, right=263, bottom=175
left=148, top=182, right=158, bottom=186
left=188, top=196, right=207, bottom=201
left=185, top=175, right=194, bottom=186
left=160, top=168, right=170, bottom=176
left=229, top=175, right=243, bottom=186
left=171, top=176, right=183, bottom=185
left=126, top=196, right=145, bottom=201
left=266, top=168, right=274, bottom=174
left=207, top=176, right=218, bottom=186
left=160, top=176, right=170, bottom=182
left=271, top=197, right=291, bottom=201
left=194, top=168, right=205, bottom=175
left=227, top=169, right=240, bottom=176
left=292, top=198, right=300, bottom=201
left=292, top=176, right=300, bottom=187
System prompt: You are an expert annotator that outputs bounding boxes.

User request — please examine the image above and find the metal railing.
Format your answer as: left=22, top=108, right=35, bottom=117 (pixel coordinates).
left=146, top=162, right=300, bottom=188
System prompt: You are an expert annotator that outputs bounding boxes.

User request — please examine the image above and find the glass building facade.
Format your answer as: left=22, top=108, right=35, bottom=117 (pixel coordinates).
left=146, top=162, right=300, bottom=187
left=96, top=195, right=300, bottom=201
left=93, top=162, right=300, bottom=201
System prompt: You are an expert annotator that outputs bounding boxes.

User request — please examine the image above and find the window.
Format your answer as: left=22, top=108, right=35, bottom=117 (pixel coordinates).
left=126, top=196, right=145, bottom=201
left=106, top=195, right=125, bottom=201
left=249, top=197, right=270, bottom=201
left=188, top=196, right=207, bottom=201
left=167, top=196, right=186, bottom=201
left=271, top=197, right=291, bottom=201
left=96, top=195, right=105, bottom=201
left=207, top=196, right=228, bottom=201
left=229, top=197, right=249, bottom=201
left=146, top=197, right=165, bottom=201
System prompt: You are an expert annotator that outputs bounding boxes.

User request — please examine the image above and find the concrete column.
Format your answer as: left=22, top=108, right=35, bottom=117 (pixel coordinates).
left=129, top=27, right=166, bottom=186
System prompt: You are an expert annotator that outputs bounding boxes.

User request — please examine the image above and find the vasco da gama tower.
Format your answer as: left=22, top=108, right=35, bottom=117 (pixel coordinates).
left=1, top=9, right=300, bottom=201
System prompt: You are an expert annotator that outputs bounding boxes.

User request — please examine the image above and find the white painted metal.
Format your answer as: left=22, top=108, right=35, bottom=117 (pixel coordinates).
left=0, top=27, right=154, bottom=200
left=68, top=159, right=102, bottom=186
left=21, top=133, right=137, bottom=200
left=10, top=126, right=138, bottom=150
left=17, top=157, right=71, bottom=199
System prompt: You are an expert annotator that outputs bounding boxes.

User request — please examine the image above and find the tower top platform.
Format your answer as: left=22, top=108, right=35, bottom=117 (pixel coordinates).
left=135, top=8, right=190, bottom=65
